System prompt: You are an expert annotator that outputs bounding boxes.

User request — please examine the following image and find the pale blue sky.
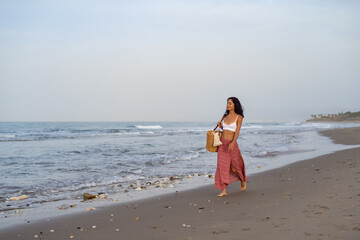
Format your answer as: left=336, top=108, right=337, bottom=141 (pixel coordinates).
left=0, top=0, right=359, bottom=122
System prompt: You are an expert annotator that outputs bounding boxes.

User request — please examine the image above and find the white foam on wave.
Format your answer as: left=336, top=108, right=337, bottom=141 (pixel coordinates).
left=0, top=134, right=16, bottom=138
left=135, top=125, right=163, bottom=129
left=163, top=151, right=201, bottom=164
left=111, top=131, right=155, bottom=136
left=242, top=125, right=263, bottom=129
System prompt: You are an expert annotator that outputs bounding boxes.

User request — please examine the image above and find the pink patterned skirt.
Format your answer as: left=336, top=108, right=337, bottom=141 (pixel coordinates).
left=215, top=137, right=248, bottom=190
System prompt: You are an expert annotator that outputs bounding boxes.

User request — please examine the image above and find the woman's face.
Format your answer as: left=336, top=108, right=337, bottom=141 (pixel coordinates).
left=227, top=99, right=234, bottom=111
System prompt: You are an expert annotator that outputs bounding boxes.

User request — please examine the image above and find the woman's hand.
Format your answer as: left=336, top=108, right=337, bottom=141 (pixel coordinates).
left=228, top=141, right=235, bottom=151
left=217, top=121, right=222, bottom=129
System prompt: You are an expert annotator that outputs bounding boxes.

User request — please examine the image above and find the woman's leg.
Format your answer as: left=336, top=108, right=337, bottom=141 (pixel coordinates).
left=230, top=163, right=237, bottom=174
left=215, top=144, right=230, bottom=196
left=230, top=162, right=246, bottom=191
left=229, top=142, right=248, bottom=191
left=217, top=188, right=227, bottom=197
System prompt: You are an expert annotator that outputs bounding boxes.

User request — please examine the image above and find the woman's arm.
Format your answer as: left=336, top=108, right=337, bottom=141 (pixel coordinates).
left=217, top=121, right=223, bottom=130
left=232, top=116, right=243, bottom=142
left=228, top=116, right=243, bottom=150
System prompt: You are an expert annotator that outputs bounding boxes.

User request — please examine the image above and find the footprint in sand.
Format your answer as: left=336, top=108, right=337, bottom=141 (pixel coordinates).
left=343, top=214, right=353, bottom=219
left=313, top=205, right=329, bottom=214
left=336, top=224, right=347, bottom=231
left=212, top=229, right=229, bottom=234
left=352, top=225, right=360, bottom=231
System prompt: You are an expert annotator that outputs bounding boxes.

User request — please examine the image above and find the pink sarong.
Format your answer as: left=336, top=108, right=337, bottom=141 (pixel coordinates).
left=215, top=137, right=248, bottom=190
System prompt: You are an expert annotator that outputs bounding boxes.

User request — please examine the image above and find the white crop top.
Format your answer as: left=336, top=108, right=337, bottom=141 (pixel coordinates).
left=222, top=115, right=239, bottom=132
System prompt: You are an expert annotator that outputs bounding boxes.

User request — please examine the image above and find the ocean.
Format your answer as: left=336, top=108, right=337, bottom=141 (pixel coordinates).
left=1, top=121, right=359, bottom=227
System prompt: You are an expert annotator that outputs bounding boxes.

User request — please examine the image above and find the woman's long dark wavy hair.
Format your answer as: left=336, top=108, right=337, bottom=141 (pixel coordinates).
left=224, top=97, right=244, bottom=118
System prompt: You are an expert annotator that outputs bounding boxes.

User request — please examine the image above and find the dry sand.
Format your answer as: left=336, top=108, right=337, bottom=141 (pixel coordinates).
left=1, top=127, right=360, bottom=240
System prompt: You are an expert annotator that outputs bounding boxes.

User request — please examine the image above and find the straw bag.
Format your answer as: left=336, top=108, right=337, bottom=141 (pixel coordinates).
left=206, top=130, right=222, bottom=152
left=206, top=115, right=225, bottom=152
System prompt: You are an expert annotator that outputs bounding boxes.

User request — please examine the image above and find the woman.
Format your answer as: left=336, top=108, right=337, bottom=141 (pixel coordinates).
left=215, top=97, right=248, bottom=197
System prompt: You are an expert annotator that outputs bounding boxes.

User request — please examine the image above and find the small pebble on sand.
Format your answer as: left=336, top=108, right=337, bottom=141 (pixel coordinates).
left=50, top=229, right=54, bottom=232
left=92, top=225, right=97, bottom=229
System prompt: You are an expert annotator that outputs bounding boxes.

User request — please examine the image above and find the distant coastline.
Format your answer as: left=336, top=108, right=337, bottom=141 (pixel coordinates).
left=306, top=111, right=360, bottom=123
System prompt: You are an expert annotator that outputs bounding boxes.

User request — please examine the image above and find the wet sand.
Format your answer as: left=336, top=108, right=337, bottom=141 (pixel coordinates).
left=1, top=127, right=360, bottom=240
left=319, top=126, right=360, bottom=145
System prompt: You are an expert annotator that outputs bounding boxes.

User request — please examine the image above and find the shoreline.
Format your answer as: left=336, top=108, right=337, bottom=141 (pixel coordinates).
left=1, top=127, right=360, bottom=239
left=1, top=128, right=356, bottom=230
left=306, top=120, right=360, bottom=123
left=318, top=126, right=360, bottom=145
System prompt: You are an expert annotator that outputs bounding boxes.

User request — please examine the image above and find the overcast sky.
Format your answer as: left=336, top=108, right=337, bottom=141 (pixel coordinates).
left=0, top=0, right=359, bottom=122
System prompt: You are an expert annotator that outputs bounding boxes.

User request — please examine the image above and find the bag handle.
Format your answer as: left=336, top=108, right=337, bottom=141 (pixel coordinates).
left=213, top=114, right=226, bottom=131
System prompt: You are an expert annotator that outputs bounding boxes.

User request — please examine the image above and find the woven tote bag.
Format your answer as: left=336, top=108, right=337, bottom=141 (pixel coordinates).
left=206, top=115, right=225, bottom=152
left=206, top=130, right=222, bottom=152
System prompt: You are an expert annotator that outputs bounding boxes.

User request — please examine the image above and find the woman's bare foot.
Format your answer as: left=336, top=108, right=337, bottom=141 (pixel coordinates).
left=240, top=181, right=246, bottom=191
left=217, top=190, right=227, bottom=197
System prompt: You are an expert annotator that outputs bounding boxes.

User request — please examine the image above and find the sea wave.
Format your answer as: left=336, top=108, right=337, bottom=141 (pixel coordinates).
left=135, top=125, right=163, bottom=129
left=0, top=131, right=158, bottom=142
left=242, top=125, right=263, bottom=129
left=0, top=134, right=16, bottom=138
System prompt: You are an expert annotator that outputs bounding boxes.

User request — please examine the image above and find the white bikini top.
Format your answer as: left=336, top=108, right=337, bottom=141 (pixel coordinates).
left=222, top=115, right=239, bottom=132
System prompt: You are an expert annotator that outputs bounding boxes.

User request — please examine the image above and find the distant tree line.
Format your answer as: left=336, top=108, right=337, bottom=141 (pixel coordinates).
left=307, top=111, right=360, bottom=122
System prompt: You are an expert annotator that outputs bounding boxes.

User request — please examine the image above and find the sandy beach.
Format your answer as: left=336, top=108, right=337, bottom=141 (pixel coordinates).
left=1, top=127, right=360, bottom=240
